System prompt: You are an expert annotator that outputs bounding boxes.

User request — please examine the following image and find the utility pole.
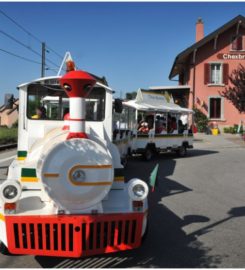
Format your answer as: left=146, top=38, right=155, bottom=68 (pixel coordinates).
left=41, top=42, right=46, bottom=77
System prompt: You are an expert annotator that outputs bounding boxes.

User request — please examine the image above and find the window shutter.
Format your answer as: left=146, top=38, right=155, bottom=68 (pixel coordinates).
left=204, top=63, right=210, bottom=84
left=223, top=63, right=229, bottom=85
left=237, top=36, right=243, bottom=50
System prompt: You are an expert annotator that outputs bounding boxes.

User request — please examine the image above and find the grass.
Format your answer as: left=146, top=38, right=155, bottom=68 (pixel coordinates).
left=0, top=126, right=18, bottom=145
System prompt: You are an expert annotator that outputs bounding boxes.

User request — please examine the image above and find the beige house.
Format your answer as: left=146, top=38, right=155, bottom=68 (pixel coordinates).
left=0, top=99, right=19, bottom=128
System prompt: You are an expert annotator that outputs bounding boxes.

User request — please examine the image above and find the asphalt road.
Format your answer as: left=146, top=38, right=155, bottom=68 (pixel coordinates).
left=0, top=149, right=16, bottom=182
left=0, top=134, right=245, bottom=268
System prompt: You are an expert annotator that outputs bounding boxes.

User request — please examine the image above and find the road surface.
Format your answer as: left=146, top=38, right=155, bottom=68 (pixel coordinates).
left=0, top=134, right=245, bottom=267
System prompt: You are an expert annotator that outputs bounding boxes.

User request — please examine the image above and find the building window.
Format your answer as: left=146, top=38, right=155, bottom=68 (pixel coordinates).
left=209, top=97, right=223, bottom=119
left=204, top=63, right=229, bottom=85
left=231, top=35, right=243, bottom=51
left=210, top=63, right=222, bottom=84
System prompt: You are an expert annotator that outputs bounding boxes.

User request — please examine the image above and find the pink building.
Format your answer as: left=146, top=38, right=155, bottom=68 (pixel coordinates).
left=169, top=15, right=245, bottom=128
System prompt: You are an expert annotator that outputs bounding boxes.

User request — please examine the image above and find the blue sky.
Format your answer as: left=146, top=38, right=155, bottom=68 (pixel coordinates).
left=1, top=2, right=245, bottom=102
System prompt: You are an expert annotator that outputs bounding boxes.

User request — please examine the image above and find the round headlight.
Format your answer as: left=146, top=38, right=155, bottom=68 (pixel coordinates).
left=0, top=181, right=21, bottom=203
left=3, top=185, right=18, bottom=200
left=128, top=178, right=149, bottom=201
left=132, top=184, right=145, bottom=198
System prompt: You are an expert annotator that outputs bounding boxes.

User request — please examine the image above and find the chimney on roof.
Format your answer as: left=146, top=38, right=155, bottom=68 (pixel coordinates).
left=196, top=17, right=204, bottom=42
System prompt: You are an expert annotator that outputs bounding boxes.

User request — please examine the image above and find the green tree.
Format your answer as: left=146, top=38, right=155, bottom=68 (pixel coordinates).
left=125, top=91, right=137, bottom=100
left=220, top=64, right=245, bottom=113
left=193, top=108, right=209, bottom=132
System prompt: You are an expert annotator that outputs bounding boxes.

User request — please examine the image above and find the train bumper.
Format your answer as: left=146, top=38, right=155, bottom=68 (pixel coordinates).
left=5, top=213, right=144, bottom=257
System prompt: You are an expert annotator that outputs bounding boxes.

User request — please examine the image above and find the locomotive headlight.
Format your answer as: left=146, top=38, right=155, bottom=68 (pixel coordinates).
left=128, top=179, right=149, bottom=201
left=0, top=181, right=21, bottom=203
left=133, top=184, right=146, bottom=198
left=3, top=185, right=18, bottom=200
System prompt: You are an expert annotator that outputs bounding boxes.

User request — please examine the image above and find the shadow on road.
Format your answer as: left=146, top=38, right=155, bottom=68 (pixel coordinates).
left=126, top=153, right=192, bottom=198
left=186, top=149, right=219, bottom=158
left=114, top=190, right=221, bottom=268
left=189, top=206, right=245, bottom=238
left=163, top=149, right=219, bottom=159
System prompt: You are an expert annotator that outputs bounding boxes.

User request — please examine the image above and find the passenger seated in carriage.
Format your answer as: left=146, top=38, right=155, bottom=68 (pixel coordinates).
left=155, top=115, right=167, bottom=134
left=138, top=121, right=149, bottom=134
left=156, top=123, right=167, bottom=134
left=31, top=106, right=47, bottom=119
left=169, top=117, right=177, bottom=133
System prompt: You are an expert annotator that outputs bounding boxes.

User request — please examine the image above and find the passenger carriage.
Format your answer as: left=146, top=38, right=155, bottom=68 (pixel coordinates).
left=122, top=89, right=194, bottom=161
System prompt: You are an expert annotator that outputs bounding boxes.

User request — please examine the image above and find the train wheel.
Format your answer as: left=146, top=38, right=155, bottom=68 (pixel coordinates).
left=177, top=146, right=187, bottom=157
left=0, top=241, right=10, bottom=255
left=144, top=148, right=153, bottom=161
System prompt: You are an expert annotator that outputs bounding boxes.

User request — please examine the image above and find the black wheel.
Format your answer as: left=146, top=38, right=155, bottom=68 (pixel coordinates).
left=0, top=240, right=10, bottom=255
left=144, top=148, right=154, bottom=161
left=177, top=145, right=187, bottom=157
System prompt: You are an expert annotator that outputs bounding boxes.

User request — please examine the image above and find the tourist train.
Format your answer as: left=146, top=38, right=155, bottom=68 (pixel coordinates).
left=0, top=57, right=149, bottom=257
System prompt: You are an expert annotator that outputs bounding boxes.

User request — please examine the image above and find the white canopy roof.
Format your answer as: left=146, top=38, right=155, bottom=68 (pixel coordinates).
left=123, top=89, right=193, bottom=114
left=18, top=76, right=113, bottom=92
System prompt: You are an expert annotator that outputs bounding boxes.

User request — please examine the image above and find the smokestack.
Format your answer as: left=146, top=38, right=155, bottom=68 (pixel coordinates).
left=196, top=17, right=204, bottom=42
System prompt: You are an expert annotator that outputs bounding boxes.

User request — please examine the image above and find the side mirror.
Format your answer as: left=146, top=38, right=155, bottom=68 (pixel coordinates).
left=114, top=98, right=123, bottom=113
left=4, top=94, right=14, bottom=109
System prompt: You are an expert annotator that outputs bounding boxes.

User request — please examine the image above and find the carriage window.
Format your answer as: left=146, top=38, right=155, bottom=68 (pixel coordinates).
left=27, top=84, right=68, bottom=120
left=85, top=87, right=105, bottom=121
left=27, top=84, right=106, bottom=121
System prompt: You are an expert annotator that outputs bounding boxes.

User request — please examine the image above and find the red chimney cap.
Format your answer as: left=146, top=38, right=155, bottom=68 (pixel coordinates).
left=59, top=70, right=96, bottom=98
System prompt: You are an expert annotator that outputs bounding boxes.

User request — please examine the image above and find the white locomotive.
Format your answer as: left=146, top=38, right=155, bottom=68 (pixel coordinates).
left=0, top=61, right=148, bottom=257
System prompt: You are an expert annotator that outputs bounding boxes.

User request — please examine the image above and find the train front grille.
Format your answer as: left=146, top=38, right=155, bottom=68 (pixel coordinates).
left=5, top=213, right=144, bottom=257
